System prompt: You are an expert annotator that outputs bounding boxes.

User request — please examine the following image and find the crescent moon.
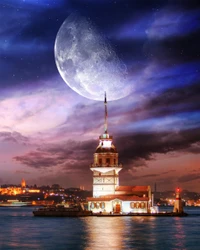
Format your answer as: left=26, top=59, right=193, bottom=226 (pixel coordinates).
left=54, top=13, right=132, bottom=101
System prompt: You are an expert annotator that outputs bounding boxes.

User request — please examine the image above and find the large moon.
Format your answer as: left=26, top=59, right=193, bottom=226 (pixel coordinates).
left=54, top=14, right=132, bottom=101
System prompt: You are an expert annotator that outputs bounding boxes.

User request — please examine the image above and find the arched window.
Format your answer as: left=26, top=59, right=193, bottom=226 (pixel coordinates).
left=141, top=202, right=145, bottom=209
left=130, top=202, right=134, bottom=209
left=106, top=158, right=110, bottom=164
left=100, top=202, right=105, bottom=209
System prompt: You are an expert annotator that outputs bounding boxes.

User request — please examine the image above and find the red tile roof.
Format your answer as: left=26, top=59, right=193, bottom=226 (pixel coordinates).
left=115, top=186, right=149, bottom=192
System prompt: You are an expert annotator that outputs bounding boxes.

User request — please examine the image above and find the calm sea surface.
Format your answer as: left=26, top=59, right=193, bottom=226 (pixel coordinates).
left=0, top=207, right=199, bottom=250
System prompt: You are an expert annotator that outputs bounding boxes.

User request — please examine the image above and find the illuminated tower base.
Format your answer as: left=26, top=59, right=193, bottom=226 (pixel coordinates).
left=90, top=134, right=122, bottom=197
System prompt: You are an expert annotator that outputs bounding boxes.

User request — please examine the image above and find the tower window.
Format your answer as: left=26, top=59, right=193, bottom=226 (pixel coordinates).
left=99, top=159, right=102, bottom=165
left=106, top=158, right=110, bottom=164
left=114, top=159, right=116, bottom=165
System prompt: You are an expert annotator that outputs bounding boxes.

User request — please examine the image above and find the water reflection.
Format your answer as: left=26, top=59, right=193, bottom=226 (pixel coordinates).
left=174, top=218, right=186, bottom=250
left=83, top=216, right=159, bottom=250
left=84, top=217, right=125, bottom=249
left=0, top=209, right=41, bottom=249
left=0, top=207, right=199, bottom=249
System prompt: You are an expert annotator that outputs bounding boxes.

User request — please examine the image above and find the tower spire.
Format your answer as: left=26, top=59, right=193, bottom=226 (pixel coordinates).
left=104, top=92, right=108, bottom=134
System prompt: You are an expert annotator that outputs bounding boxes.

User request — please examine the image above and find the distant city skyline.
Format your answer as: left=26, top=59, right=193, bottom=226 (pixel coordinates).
left=0, top=0, right=200, bottom=192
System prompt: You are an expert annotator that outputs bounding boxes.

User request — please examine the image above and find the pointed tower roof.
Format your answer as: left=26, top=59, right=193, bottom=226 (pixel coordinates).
left=104, top=92, right=108, bottom=134
left=100, top=92, right=112, bottom=140
left=95, top=93, right=117, bottom=153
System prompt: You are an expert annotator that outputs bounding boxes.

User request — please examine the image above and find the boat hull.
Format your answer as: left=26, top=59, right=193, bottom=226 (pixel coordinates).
left=33, top=204, right=92, bottom=217
left=33, top=210, right=92, bottom=217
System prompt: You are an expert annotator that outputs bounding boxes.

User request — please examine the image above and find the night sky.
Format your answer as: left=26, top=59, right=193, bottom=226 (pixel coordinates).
left=1, top=0, right=200, bottom=192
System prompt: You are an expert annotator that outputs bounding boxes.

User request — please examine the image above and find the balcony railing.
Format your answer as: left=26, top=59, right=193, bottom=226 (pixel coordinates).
left=90, top=163, right=123, bottom=168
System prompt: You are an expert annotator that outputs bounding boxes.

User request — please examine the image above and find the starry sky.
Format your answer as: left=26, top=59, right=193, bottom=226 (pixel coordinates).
left=0, top=0, right=200, bottom=192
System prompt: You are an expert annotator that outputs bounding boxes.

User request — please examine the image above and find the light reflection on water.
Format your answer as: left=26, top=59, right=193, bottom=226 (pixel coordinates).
left=174, top=217, right=186, bottom=250
left=84, top=217, right=125, bottom=249
left=0, top=207, right=199, bottom=250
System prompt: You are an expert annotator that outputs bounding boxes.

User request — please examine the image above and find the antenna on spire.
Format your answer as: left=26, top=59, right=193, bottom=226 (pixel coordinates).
left=104, top=92, right=108, bottom=134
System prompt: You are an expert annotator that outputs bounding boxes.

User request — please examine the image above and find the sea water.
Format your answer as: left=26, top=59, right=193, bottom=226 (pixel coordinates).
left=0, top=207, right=199, bottom=250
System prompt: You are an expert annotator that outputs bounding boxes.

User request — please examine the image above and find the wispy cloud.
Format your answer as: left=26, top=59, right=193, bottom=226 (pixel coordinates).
left=13, top=139, right=96, bottom=169
left=15, top=170, right=31, bottom=175
left=146, top=8, right=200, bottom=39
left=0, top=131, right=29, bottom=144
left=178, top=173, right=200, bottom=183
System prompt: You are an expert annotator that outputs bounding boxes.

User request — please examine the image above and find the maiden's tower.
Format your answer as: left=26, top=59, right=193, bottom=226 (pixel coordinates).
left=87, top=94, right=153, bottom=214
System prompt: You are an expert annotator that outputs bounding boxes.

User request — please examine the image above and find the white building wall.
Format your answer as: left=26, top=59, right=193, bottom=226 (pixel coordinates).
left=93, top=185, right=115, bottom=197
left=88, top=201, right=149, bottom=214
left=121, top=201, right=131, bottom=213
left=121, top=201, right=148, bottom=213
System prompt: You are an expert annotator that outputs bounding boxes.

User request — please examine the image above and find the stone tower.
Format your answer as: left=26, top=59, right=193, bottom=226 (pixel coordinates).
left=90, top=93, right=122, bottom=197
left=173, top=188, right=183, bottom=213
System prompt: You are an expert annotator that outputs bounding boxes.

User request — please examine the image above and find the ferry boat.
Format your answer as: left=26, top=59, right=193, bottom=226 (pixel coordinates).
left=33, top=203, right=92, bottom=217
left=0, top=200, right=32, bottom=207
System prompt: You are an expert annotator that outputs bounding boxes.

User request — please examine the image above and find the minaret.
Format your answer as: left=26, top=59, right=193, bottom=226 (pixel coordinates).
left=90, top=93, right=123, bottom=197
